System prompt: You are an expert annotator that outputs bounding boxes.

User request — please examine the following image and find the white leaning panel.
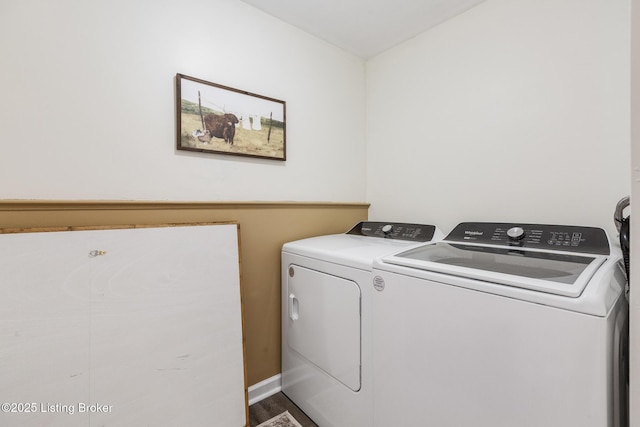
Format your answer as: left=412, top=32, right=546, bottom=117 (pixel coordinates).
left=0, top=224, right=246, bottom=427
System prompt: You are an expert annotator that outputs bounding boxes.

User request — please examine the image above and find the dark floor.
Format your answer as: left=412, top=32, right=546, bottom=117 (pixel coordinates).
left=249, top=392, right=318, bottom=427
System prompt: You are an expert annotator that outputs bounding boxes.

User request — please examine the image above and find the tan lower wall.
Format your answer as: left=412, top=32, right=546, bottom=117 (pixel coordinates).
left=0, top=200, right=369, bottom=386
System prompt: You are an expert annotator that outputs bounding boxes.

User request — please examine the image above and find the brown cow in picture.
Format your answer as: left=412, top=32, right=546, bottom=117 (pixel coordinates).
left=203, top=113, right=239, bottom=145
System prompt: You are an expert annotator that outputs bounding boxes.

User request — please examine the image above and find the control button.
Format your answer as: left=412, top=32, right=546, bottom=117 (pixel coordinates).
left=382, top=224, right=393, bottom=235
left=507, top=227, right=525, bottom=241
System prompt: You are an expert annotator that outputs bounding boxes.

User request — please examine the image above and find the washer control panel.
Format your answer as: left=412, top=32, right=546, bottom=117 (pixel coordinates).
left=446, top=222, right=610, bottom=255
left=347, top=221, right=436, bottom=242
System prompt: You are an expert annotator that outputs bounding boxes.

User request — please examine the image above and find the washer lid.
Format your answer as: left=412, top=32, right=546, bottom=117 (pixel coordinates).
left=383, top=242, right=607, bottom=297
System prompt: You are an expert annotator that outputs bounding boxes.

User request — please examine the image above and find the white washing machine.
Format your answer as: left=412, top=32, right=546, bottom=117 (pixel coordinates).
left=281, top=221, right=443, bottom=427
left=371, top=222, right=629, bottom=427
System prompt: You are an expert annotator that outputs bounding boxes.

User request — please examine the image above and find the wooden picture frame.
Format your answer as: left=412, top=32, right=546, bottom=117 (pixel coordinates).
left=176, top=73, right=286, bottom=161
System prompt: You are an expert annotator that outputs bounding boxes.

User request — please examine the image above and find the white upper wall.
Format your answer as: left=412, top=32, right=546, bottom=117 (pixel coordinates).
left=0, top=0, right=631, bottom=240
left=0, top=0, right=367, bottom=202
left=366, top=0, right=630, bottom=238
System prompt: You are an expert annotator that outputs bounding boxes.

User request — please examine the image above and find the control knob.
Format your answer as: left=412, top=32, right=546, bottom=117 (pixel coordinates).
left=382, top=224, right=393, bottom=236
left=507, top=227, right=525, bottom=241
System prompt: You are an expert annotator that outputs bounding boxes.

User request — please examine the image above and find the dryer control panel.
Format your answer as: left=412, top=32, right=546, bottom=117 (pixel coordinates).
left=347, top=221, right=436, bottom=242
left=446, top=222, right=610, bottom=255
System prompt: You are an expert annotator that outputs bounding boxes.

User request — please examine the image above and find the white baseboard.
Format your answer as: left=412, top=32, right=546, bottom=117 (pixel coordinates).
left=248, top=373, right=282, bottom=406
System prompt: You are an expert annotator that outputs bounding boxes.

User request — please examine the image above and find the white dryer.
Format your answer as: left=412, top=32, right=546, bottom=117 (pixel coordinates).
left=281, top=221, right=443, bottom=427
left=371, top=222, right=628, bottom=427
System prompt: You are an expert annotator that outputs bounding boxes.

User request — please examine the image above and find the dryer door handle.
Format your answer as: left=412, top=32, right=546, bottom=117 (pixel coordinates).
left=289, top=293, right=299, bottom=320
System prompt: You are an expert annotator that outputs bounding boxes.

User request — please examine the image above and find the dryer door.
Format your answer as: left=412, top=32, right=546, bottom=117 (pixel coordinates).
left=286, top=265, right=361, bottom=391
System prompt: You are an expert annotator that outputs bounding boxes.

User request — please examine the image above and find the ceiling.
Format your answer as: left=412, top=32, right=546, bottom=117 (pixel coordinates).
left=239, top=0, right=487, bottom=59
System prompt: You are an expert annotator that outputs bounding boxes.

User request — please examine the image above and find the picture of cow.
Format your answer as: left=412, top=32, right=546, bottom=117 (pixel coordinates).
left=204, top=113, right=239, bottom=145
left=177, top=73, right=286, bottom=160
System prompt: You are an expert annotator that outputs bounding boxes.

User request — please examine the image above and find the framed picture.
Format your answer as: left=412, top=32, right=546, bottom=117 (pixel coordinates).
left=176, top=73, right=286, bottom=161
